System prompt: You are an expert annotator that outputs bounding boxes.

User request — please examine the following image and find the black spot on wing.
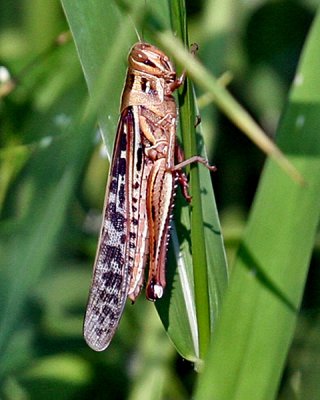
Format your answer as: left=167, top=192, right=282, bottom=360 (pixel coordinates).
left=110, top=179, right=117, bottom=194
left=100, top=244, right=123, bottom=267
left=111, top=211, right=125, bottom=231
left=119, top=183, right=125, bottom=207
left=136, top=147, right=143, bottom=171
left=107, top=203, right=126, bottom=231
left=118, top=158, right=126, bottom=176
left=120, top=132, right=127, bottom=151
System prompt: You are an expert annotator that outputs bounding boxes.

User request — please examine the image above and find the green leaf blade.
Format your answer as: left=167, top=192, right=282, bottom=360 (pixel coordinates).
left=195, top=7, right=320, bottom=400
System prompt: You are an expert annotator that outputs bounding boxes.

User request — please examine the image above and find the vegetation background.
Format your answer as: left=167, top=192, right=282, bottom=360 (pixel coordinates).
left=0, top=0, right=320, bottom=399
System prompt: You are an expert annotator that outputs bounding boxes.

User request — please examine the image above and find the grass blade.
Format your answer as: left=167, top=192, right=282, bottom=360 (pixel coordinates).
left=195, top=7, right=320, bottom=399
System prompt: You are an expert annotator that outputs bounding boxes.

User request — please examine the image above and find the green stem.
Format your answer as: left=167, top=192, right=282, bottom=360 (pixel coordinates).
left=168, top=0, right=211, bottom=360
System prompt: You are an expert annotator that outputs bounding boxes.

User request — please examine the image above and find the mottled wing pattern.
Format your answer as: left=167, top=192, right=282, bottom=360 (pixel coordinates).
left=84, top=108, right=147, bottom=351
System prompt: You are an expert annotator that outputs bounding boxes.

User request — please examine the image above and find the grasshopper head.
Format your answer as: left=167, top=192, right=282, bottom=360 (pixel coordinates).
left=128, top=42, right=176, bottom=83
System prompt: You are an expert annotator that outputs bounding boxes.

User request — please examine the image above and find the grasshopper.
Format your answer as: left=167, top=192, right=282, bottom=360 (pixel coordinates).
left=84, top=42, right=215, bottom=351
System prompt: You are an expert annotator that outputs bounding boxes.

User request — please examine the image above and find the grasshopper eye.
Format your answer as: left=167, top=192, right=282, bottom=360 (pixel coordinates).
left=137, top=51, right=148, bottom=62
left=143, top=59, right=156, bottom=68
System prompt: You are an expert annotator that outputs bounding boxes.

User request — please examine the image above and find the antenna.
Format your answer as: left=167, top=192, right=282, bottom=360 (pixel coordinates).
left=130, top=17, right=141, bottom=42
left=127, top=0, right=148, bottom=43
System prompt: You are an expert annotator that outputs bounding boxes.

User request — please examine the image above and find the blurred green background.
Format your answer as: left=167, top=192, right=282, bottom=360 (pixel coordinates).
left=0, top=0, right=319, bottom=399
